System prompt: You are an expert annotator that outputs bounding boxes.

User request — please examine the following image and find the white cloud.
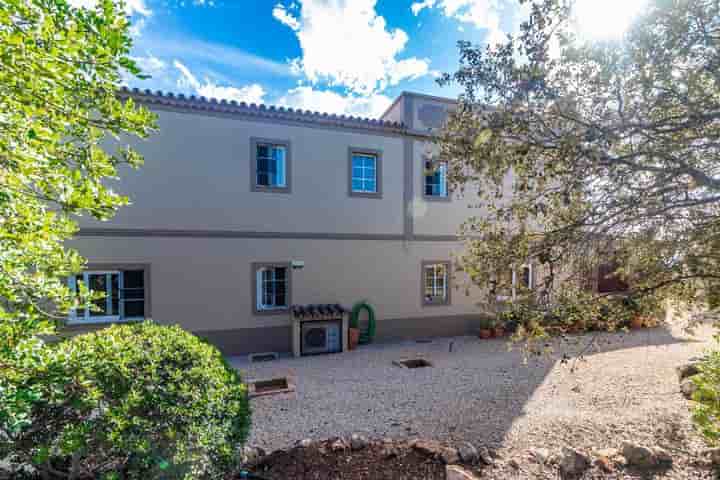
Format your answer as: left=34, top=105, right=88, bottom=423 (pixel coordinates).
left=273, top=0, right=431, bottom=95
left=134, top=54, right=167, bottom=75
left=410, top=0, right=528, bottom=45
left=174, top=60, right=266, bottom=104
left=276, top=86, right=392, bottom=119
left=411, top=0, right=436, bottom=15
left=67, top=0, right=151, bottom=16
left=272, top=4, right=301, bottom=30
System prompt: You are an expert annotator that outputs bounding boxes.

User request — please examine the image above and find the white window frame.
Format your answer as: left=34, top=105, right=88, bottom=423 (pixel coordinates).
left=422, top=261, right=451, bottom=306
left=256, top=143, right=287, bottom=188
left=255, top=265, right=289, bottom=312
left=69, top=270, right=120, bottom=324
left=351, top=153, right=378, bottom=194
left=251, top=137, right=291, bottom=193
left=68, top=270, right=146, bottom=324
left=498, top=264, right=534, bottom=301
left=424, top=160, right=449, bottom=198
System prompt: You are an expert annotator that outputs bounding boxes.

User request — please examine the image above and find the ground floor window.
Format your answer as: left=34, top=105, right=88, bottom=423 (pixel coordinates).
left=494, top=264, right=534, bottom=301
left=69, top=269, right=146, bottom=323
left=422, top=261, right=451, bottom=305
left=254, top=263, right=290, bottom=313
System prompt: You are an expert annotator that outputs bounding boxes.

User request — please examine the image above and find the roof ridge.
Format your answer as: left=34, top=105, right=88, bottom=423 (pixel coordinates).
left=118, top=87, right=406, bottom=131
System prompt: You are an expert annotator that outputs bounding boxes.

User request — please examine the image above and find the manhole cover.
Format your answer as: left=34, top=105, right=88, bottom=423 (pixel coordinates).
left=394, top=358, right=433, bottom=369
left=249, top=377, right=295, bottom=397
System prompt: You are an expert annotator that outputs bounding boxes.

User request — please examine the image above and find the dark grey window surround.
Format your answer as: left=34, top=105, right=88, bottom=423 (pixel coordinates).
left=250, top=137, right=292, bottom=193
left=348, top=147, right=383, bottom=199
left=421, top=260, right=451, bottom=306
left=422, top=159, right=451, bottom=202
left=252, top=262, right=292, bottom=315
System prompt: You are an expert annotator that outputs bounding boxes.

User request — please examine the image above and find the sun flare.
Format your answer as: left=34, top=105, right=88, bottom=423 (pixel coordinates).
left=572, top=0, right=648, bottom=39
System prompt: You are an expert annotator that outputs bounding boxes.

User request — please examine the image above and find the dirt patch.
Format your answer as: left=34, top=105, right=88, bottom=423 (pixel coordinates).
left=243, top=438, right=448, bottom=480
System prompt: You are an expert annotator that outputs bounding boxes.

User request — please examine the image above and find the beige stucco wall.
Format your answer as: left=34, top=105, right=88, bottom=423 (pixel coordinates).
left=70, top=236, right=485, bottom=332
left=80, top=108, right=405, bottom=235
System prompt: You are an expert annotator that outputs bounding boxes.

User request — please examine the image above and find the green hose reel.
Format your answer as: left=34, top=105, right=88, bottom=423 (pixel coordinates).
left=350, top=301, right=376, bottom=345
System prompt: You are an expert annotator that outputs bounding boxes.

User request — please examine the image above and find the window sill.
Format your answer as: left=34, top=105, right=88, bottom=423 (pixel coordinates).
left=252, top=185, right=291, bottom=194
left=66, top=317, right=144, bottom=326
left=423, top=194, right=452, bottom=202
left=349, top=191, right=382, bottom=199
left=423, top=300, right=450, bottom=307
left=254, top=307, right=290, bottom=316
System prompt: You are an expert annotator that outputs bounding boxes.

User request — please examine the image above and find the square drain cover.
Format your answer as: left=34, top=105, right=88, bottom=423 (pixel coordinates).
left=394, top=358, right=433, bottom=369
left=249, top=352, right=279, bottom=363
left=249, top=377, right=295, bottom=397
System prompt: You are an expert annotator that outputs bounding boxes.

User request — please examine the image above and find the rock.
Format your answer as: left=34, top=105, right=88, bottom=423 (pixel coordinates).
left=558, top=447, right=591, bottom=477
left=297, top=438, right=313, bottom=448
left=457, top=442, right=479, bottom=464
left=411, top=439, right=443, bottom=457
left=593, top=448, right=619, bottom=459
left=381, top=446, right=399, bottom=459
left=595, top=456, right=614, bottom=473
left=440, top=447, right=460, bottom=465
left=330, top=438, right=348, bottom=452
left=528, top=447, right=550, bottom=464
left=241, top=446, right=266, bottom=466
left=677, top=362, right=701, bottom=381
left=622, top=442, right=654, bottom=467
left=621, top=442, right=672, bottom=468
left=706, top=447, right=720, bottom=465
left=478, top=446, right=494, bottom=465
left=508, top=458, right=521, bottom=469
left=350, top=433, right=368, bottom=451
left=411, top=438, right=457, bottom=463
left=681, top=378, right=698, bottom=399
left=446, top=465, right=479, bottom=480
left=651, top=447, right=673, bottom=466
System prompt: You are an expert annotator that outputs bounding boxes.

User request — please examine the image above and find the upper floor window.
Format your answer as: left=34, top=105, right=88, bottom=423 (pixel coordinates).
left=424, top=160, right=449, bottom=199
left=422, top=261, right=451, bottom=306
left=349, top=148, right=382, bottom=198
left=251, top=138, right=291, bottom=193
left=68, top=268, right=146, bottom=323
left=253, top=263, right=291, bottom=313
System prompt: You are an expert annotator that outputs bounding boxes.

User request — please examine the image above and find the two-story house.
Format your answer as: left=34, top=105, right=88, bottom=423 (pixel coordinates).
left=68, top=89, right=521, bottom=355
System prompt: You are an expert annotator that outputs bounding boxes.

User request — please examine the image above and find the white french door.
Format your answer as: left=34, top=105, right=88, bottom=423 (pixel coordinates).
left=68, top=271, right=122, bottom=324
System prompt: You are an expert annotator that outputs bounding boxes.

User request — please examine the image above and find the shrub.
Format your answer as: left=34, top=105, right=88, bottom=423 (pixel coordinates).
left=0, top=322, right=250, bottom=479
left=692, top=341, right=720, bottom=444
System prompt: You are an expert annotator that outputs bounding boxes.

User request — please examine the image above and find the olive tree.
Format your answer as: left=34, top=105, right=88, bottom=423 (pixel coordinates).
left=438, top=0, right=720, bottom=334
left=0, top=0, right=156, bottom=351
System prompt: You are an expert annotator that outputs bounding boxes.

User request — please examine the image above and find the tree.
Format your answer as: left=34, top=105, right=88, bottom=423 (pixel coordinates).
left=0, top=0, right=156, bottom=351
left=438, top=0, right=720, bottom=334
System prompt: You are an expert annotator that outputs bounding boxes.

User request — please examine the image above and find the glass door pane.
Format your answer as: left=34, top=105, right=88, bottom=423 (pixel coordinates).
left=85, top=272, right=120, bottom=319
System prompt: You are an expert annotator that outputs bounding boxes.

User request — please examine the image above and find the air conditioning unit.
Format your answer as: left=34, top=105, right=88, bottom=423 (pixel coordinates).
left=301, top=320, right=342, bottom=355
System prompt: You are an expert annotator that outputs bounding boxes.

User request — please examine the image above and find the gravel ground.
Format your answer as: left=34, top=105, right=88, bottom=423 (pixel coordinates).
left=228, top=322, right=716, bottom=477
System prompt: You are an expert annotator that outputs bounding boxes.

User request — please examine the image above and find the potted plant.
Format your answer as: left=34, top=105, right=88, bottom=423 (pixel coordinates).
left=493, top=319, right=506, bottom=338
left=478, top=317, right=494, bottom=339
left=348, top=327, right=360, bottom=350
left=630, top=315, right=644, bottom=329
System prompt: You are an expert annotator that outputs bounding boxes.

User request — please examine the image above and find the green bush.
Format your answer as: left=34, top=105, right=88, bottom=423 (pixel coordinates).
left=692, top=341, right=720, bottom=444
left=0, top=322, right=250, bottom=479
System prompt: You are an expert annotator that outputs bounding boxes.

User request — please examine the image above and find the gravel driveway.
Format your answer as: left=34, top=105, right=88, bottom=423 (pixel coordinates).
left=228, top=322, right=715, bottom=474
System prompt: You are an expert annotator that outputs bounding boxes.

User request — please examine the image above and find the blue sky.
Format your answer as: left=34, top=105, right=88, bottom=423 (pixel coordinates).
left=73, top=0, right=532, bottom=118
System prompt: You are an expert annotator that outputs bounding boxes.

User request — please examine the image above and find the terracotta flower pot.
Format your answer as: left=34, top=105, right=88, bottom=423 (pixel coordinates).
left=630, top=316, right=644, bottom=329
left=479, top=329, right=492, bottom=339
left=348, top=327, right=360, bottom=350
left=494, top=327, right=505, bottom=338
